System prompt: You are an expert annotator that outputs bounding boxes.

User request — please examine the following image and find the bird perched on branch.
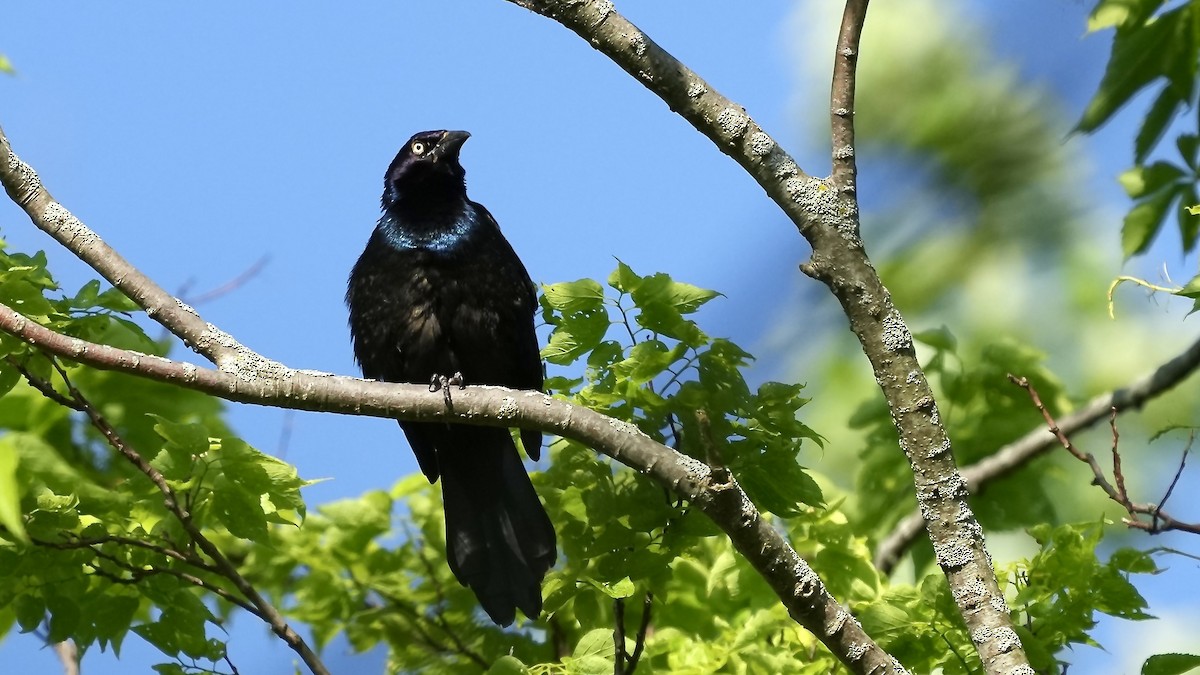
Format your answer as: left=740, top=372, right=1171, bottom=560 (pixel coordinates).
left=346, top=130, right=556, bottom=626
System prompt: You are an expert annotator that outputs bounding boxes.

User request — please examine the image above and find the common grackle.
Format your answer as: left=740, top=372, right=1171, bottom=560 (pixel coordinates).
left=346, top=130, right=556, bottom=626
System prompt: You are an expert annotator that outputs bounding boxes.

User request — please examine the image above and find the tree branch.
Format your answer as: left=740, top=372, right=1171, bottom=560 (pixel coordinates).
left=0, top=124, right=906, bottom=672
left=13, top=359, right=331, bottom=675
left=501, top=1, right=1028, bottom=671
left=0, top=124, right=283, bottom=378
left=1009, top=375, right=1200, bottom=535
left=874, top=333, right=1200, bottom=572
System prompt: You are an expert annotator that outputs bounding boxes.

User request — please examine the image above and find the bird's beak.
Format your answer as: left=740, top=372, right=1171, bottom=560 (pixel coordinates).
left=431, top=130, right=470, bottom=162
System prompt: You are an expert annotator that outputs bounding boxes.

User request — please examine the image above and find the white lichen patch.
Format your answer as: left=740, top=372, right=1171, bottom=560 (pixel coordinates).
left=749, top=131, right=774, bottom=157
left=176, top=299, right=199, bottom=316
left=672, top=451, right=712, bottom=481
left=607, top=417, right=648, bottom=438
left=686, top=80, right=707, bottom=98
left=932, top=537, right=974, bottom=567
left=832, top=144, right=854, bottom=159
left=497, top=396, right=519, bottom=420
left=591, top=0, right=614, bottom=25
left=881, top=310, right=912, bottom=352
left=772, top=158, right=798, bottom=179
left=717, top=107, right=749, bottom=139
left=628, top=31, right=647, bottom=57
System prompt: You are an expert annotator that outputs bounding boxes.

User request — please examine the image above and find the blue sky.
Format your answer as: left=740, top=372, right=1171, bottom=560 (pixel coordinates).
left=1, top=1, right=1196, bottom=673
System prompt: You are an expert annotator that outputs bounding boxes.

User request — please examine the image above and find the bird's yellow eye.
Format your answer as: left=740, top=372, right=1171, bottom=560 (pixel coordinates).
left=412, top=141, right=426, bottom=155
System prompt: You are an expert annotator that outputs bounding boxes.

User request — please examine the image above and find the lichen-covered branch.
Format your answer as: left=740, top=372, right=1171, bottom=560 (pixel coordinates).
left=875, top=334, right=1200, bottom=572
left=0, top=124, right=282, bottom=378
left=0, top=298, right=906, bottom=674
left=502, top=1, right=1029, bottom=672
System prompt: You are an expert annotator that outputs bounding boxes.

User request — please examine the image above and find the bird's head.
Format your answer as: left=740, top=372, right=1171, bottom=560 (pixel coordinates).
left=382, top=130, right=471, bottom=209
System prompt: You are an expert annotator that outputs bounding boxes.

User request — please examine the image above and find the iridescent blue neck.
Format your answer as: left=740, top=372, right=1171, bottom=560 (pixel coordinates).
left=377, top=207, right=479, bottom=253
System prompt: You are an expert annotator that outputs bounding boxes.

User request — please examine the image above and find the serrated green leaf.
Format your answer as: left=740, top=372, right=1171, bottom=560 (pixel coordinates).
left=607, top=260, right=642, bottom=293
left=1078, top=4, right=1193, bottom=133
left=150, top=415, right=210, bottom=457
left=542, top=307, right=611, bottom=366
left=541, top=279, right=605, bottom=313
left=1136, top=86, right=1186, bottom=163
left=1118, top=161, right=1187, bottom=198
left=572, top=628, right=615, bottom=659
left=1122, top=185, right=1181, bottom=257
left=212, top=485, right=269, bottom=541
left=95, top=286, right=141, bottom=312
left=1142, top=653, right=1200, bottom=675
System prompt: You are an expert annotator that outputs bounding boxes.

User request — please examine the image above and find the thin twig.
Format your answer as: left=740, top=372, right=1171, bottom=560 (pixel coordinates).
left=625, top=592, right=652, bottom=675
left=876, top=334, right=1200, bottom=572
left=15, top=359, right=331, bottom=675
left=1153, top=432, right=1192, bottom=528
left=830, top=0, right=870, bottom=194
left=1008, top=374, right=1200, bottom=536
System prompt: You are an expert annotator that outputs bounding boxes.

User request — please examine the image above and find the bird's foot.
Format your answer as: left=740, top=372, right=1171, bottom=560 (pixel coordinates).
left=429, top=372, right=466, bottom=407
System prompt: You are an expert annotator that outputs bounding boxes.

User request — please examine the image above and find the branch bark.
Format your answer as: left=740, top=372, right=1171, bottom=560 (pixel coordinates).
left=874, top=333, right=1200, bottom=573
left=501, top=1, right=1029, bottom=672
left=0, top=126, right=906, bottom=672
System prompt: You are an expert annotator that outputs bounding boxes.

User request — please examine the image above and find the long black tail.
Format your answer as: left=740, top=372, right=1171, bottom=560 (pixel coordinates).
left=437, top=425, right=557, bottom=626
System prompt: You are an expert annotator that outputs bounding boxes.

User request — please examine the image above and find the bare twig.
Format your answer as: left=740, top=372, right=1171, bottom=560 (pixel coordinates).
left=876, top=334, right=1200, bottom=572
left=1153, top=431, right=1192, bottom=528
left=1009, top=375, right=1200, bottom=536
left=626, top=592, right=652, bottom=675
left=181, top=255, right=270, bottom=307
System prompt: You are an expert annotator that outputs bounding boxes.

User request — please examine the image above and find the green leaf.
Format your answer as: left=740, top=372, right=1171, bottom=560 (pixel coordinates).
left=1078, top=4, right=1195, bottom=133
left=487, top=655, right=531, bottom=675
left=1178, top=185, right=1200, bottom=253
left=1118, top=162, right=1187, bottom=199
left=1122, top=185, right=1180, bottom=258
left=572, top=628, right=615, bottom=659
left=45, top=595, right=81, bottom=643
left=0, top=439, right=28, bottom=542
left=1142, top=653, right=1200, bottom=675
left=1088, top=0, right=1169, bottom=32
left=1174, top=273, right=1200, bottom=315
left=607, top=260, right=642, bottom=294
left=1177, top=134, right=1200, bottom=170
left=542, top=307, right=610, bottom=366
left=541, top=279, right=605, bottom=313
left=0, top=54, right=13, bottom=75
left=15, top=593, right=44, bottom=632
left=212, top=485, right=269, bottom=541
left=1135, top=86, right=1185, bottom=163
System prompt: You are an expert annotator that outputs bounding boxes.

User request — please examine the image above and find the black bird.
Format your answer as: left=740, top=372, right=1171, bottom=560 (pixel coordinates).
left=346, top=130, right=556, bottom=626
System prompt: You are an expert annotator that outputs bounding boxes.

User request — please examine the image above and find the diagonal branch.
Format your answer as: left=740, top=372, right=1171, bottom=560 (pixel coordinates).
left=0, top=116, right=907, bottom=672
left=0, top=125, right=283, bottom=379
left=13, top=359, right=331, bottom=675
left=874, top=333, right=1200, bottom=572
left=502, top=1, right=1027, bottom=672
